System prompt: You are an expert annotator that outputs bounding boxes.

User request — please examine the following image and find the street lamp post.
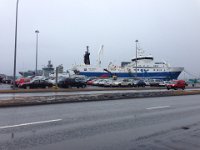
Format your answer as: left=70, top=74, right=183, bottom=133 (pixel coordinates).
left=135, top=40, right=138, bottom=78
left=35, top=30, right=39, bottom=76
left=13, top=0, right=19, bottom=89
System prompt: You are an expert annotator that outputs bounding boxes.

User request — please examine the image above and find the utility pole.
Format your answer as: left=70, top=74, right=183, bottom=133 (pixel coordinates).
left=13, top=0, right=19, bottom=89
left=35, top=30, right=39, bottom=76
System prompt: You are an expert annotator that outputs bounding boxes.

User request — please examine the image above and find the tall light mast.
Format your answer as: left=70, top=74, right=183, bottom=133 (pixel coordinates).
left=135, top=40, right=139, bottom=77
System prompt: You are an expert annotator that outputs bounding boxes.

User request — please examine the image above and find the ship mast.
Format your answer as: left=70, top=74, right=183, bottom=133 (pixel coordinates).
left=98, top=45, right=104, bottom=67
left=135, top=40, right=138, bottom=77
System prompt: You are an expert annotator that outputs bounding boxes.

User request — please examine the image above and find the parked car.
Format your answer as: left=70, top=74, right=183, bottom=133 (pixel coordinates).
left=47, top=77, right=56, bottom=85
left=159, top=81, right=171, bottom=87
left=149, top=79, right=163, bottom=87
left=58, top=77, right=86, bottom=88
left=112, top=79, right=123, bottom=87
left=143, top=79, right=150, bottom=86
left=87, top=79, right=98, bottom=85
left=18, top=79, right=53, bottom=89
left=0, top=76, right=3, bottom=83
left=15, top=77, right=31, bottom=87
left=133, top=80, right=146, bottom=87
left=110, top=78, right=134, bottom=87
left=93, top=79, right=104, bottom=86
left=103, top=79, right=114, bottom=87
left=119, top=79, right=133, bottom=87
left=86, top=77, right=97, bottom=82
left=98, top=79, right=110, bottom=87
left=2, top=76, right=13, bottom=84
left=166, top=80, right=186, bottom=90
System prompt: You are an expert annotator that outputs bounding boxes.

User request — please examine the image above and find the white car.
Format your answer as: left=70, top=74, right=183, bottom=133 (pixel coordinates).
left=103, top=79, right=114, bottom=87
left=93, top=79, right=103, bottom=86
left=98, top=79, right=109, bottom=86
left=112, top=79, right=124, bottom=87
left=120, top=79, right=133, bottom=87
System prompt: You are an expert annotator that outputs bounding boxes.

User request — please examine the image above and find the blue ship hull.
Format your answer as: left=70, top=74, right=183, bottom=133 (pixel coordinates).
left=79, top=71, right=182, bottom=80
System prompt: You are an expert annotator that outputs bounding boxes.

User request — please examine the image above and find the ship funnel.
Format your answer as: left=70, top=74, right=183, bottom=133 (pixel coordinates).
left=84, top=46, right=90, bottom=65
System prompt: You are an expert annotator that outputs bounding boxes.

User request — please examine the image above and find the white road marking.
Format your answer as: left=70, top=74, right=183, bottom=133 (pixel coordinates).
left=0, top=119, right=62, bottom=129
left=146, top=105, right=170, bottom=110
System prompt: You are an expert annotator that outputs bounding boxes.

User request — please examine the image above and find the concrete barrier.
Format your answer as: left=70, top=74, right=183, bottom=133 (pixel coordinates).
left=0, top=90, right=200, bottom=107
left=0, top=87, right=165, bottom=93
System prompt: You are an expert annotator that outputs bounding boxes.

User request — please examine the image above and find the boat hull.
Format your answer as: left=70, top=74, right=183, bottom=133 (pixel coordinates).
left=78, top=71, right=182, bottom=80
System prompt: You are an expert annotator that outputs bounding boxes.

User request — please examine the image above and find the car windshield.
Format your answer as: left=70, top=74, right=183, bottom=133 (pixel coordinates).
left=30, top=79, right=39, bottom=83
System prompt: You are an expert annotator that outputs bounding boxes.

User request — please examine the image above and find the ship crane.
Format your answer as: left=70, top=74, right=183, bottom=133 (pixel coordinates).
left=98, top=45, right=104, bottom=67
left=103, top=68, right=113, bottom=77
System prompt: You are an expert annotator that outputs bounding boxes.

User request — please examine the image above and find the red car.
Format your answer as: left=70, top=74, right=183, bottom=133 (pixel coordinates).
left=166, top=80, right=186, bottom=90
left=87, top=79, right=98, bottom=85
left=15, top=77, right=31, bottom=87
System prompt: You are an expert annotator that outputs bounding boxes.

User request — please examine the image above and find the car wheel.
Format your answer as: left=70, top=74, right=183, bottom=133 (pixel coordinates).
left=45, top=86, right=49, bottom=89
left=26, top=86, right=30, bottom=89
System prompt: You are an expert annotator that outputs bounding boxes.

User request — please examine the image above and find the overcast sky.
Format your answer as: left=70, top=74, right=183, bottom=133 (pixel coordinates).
left=0, top=0, right=200, bottom=77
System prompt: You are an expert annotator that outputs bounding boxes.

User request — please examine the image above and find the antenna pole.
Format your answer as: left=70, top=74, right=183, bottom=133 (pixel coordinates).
left=135, top=40, right=138, bottom=77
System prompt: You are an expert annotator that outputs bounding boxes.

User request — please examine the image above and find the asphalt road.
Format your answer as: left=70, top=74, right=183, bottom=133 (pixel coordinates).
left=0, top=95, right=200, bottom=150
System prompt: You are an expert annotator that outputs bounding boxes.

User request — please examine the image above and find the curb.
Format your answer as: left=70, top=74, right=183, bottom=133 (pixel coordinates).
left=0, top=90, right=200, bottom=107
left=0, top=87, right=165, bottom=93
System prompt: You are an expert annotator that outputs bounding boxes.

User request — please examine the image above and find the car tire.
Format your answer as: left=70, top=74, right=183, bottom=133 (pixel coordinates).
left=26, top=86, right=30, bottom=89
left=45, top=86, right=49, bottom=89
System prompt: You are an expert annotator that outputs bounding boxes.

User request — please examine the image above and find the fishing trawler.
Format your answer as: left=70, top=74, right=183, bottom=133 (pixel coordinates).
left=72, top=44, right=184, bottom=80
